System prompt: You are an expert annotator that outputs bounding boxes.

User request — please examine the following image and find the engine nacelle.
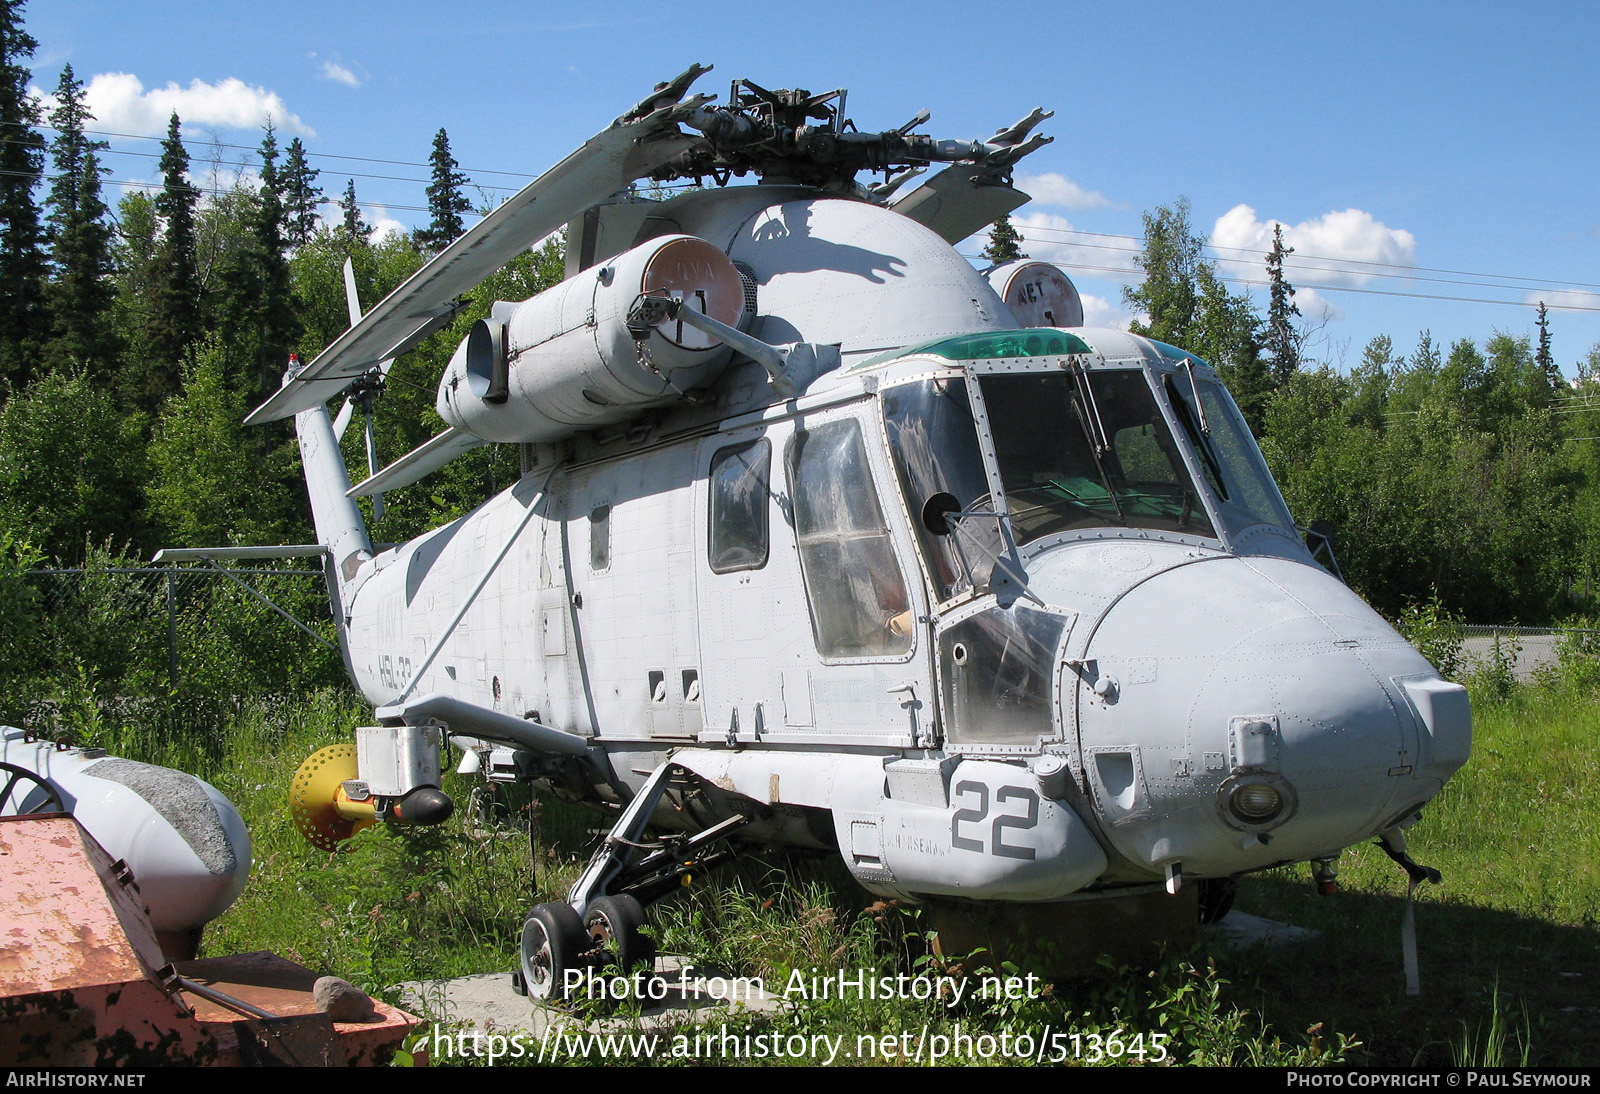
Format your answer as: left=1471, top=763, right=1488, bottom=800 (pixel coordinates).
left=437, top=235, right=750, bottom=443
left=986, top=259, right=1084, bottom=328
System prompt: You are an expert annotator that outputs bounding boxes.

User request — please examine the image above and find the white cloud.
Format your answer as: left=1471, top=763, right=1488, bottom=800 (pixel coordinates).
left=1079, top=293, right=1134, bottom=330
left=1015, top=172, right=1112, bottom=212
left=319, top=60, right=361, bottom=88
left=1294, top=286, right=1346, bottom=323
left=368, top=207, right=406, bottom=243
left=63, top=72, right=314, bottom=139
left=1209, top=204, right=1415, bottom=287
left=1524, top=288, right=1600, bottom=313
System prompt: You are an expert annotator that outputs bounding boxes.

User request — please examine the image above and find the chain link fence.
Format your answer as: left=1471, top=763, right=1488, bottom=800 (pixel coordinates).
left=1459, top=624, right=1600, bottom=681
left=4, top=565, right=346, bottom=729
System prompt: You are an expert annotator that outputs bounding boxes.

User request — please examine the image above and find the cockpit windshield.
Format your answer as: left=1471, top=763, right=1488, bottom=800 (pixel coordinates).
left=1161, top=370, right=1298, bottom=538
left=976, top=370, right=1216, bottom=546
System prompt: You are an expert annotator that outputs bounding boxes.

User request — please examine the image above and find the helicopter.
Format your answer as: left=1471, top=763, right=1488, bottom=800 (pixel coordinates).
left=241, top=66, right=1471, bottom=1000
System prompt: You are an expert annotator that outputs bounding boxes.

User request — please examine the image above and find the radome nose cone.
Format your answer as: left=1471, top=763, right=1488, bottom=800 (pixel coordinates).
left=1075, top=554, right=1447, bottom=872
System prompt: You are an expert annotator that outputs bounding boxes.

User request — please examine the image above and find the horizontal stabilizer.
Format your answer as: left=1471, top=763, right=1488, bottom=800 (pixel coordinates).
left=891, top=167, right=1031, bottom=245
left=346, top=426, right=484, bottom=498
left=245, top=81, right=710, bottom=426
left=152, top=545, right=327, bottom=563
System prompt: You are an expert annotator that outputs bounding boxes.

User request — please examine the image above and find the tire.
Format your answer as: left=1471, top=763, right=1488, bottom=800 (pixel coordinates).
left=520, top=901, right=588, bottom=1002
left=584, top=894, right=654, bottom=976
left=1197, top=877, right=1238, bottom=925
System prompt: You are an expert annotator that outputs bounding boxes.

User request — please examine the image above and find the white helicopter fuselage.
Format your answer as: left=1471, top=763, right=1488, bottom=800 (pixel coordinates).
left=308, top=190, right=1469, bottom=907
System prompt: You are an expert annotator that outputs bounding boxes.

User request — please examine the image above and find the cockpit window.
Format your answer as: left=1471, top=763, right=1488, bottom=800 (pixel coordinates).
left=977, top=371, right=1216, bottom=545
left=883, top=378, right=1003, bottom=601
left=1162, top=372, right=1297, bottom=537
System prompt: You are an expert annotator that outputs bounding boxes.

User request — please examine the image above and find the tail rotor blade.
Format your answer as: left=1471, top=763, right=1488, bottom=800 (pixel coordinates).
left=342, top=257, right=363, bottom=328
left=364, top=409, right=385, bottom=522
left=332, top=397, right=354, bottom=440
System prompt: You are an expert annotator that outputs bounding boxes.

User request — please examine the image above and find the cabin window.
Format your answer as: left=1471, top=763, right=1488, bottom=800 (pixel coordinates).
left=708, top=440, right=770, bottom=573
left=589, top=505, right=611, bottom=571
left=787, top=420, right=913, bottom=658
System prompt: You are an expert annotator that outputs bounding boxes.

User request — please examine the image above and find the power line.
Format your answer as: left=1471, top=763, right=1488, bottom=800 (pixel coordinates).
left=19, top=120, right=543, bottom=181
left=958, top=249, right=1600, bottom=314
left=8, top=122, right=1597, bottom=310
left=1013, top=222, right=1600, bottom=293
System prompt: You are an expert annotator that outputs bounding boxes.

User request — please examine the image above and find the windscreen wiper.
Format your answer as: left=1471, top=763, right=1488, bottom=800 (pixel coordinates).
left=1067, top=363, right=1125, bottom=524
left=1165, top=375, right=1228, bottom=502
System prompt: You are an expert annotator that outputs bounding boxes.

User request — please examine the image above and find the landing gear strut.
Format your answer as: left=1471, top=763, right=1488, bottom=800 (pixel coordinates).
left=514, top=762, right=747, bottom=1001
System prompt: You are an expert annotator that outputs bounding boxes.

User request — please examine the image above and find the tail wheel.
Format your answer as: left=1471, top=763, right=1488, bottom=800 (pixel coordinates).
left=289, top=744, right=371, bottom=851
left=584, top=893, right=653, bottom=976
left=521, top=901, right=588, bottom=1002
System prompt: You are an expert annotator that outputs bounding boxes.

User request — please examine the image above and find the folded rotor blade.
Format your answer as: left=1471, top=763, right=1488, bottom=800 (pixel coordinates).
left=342, top=256, right=363, bottom=328
left=246, top=85, right=708, bottom=426
left=331, top=397, right=354, bottom=440
left=890, top=167, right=1032, bottom=245
left=346, top=426, right=485, bottom=498
left=363, top=410, right=386, bottom=521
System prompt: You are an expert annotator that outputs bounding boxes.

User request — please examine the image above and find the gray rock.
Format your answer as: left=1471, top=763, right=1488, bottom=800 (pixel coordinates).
left=313, top=975, right=377, bottom=1022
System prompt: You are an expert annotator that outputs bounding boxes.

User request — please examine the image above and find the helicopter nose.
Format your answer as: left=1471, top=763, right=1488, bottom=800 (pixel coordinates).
left=1073, top=554, right=1469, bottom=879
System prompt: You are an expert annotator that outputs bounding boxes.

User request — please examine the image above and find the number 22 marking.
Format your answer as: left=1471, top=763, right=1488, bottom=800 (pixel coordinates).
left=950, top=780, right=1039, bottom=860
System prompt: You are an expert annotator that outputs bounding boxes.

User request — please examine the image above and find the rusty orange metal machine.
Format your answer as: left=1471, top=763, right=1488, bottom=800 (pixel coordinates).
left=0, top=812, right=421, bottom=1066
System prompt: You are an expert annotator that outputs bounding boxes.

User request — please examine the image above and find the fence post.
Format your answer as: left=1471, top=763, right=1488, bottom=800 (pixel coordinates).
left=166, top=570, right=178, bottom=691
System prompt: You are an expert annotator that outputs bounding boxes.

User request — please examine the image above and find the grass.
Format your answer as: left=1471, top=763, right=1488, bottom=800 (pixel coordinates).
left=1222, top=677, right=1600, bottom=1066
left=27, top=664, right=1600, bottom=1066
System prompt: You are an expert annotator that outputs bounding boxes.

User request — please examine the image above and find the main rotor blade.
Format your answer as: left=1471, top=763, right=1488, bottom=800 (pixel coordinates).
left=346, top=426, right=485, bottom=498
left=331, top=397, right=354, bottom=440
left=890, top=166, right=1031, bottom=245
left=246, top=85, right=708, bottom=426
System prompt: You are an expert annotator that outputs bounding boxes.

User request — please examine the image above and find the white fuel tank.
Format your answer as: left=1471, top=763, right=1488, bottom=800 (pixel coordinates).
left=437, top=234, right=749, bottom=443
left=0, top=728, right=252, bottom=935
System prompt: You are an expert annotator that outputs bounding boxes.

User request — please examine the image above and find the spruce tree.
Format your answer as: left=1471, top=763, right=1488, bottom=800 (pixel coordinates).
left=43, top=64, right=116, bottom=373
left=147, top=112, right=202, bottom=404
left=222, top=121, right=300, bottom=398
left=1536, top=301, right=1559, bottom=388
left=43, top=64, right=95, bottom=246
left=280, top=137, right=321, bottom=248
left=44, top=148, right=116, bottom=372
left=981, top=213, right=1026, bottom=265
left=1264, top=223, right=1301, bottom=386
left=416, top=128, right=470, bottom=255
left=0, top=0, right=47, bottom=385
left=340, top=178, right=373, bottom=248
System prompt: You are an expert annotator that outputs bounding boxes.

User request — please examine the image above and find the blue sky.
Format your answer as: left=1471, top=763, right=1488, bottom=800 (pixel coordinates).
left=24, top=1, right=1600, bottom=374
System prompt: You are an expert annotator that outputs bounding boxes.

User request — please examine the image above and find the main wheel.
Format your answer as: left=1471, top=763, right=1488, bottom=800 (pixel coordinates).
left=584, top=894, right=653, bottom=976
left=520, top=901, right=588, bottom=1002
left=1197, top=877, right=1238, bottom=925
